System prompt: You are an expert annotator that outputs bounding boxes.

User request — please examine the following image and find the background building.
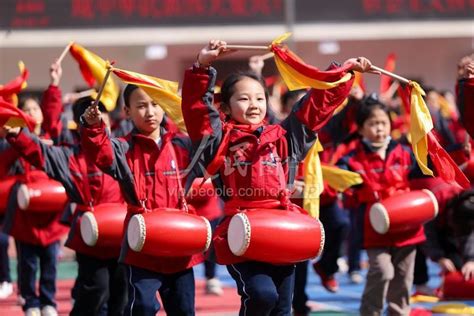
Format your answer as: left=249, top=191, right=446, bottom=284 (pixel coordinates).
left=0, top=0, right=473, bottom=95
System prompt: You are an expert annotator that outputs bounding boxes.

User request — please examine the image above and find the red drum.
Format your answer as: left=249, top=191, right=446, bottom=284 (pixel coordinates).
left=442, top=271, right=474, bottom=299
left=127, top=208, right=211, bottom=257
left=80, top=203, right=127, bottom=248
left=227, top=209, right=325, bottom=264
left=0, top=177, right=17, bottom=213
left=17, top=179, right=67, bottom=212
left=369, top=189, right=438, bottom=235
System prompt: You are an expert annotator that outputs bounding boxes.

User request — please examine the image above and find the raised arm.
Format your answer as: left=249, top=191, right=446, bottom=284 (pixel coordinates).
left=40, top=61, right=64, bottom=140
left=281, top=57, right=372, bottom=163
left=181, top=40, right=229, bottom=174
left=456, top=61, right=474, bottom=138
left=80, top=120, right=132, bottom=182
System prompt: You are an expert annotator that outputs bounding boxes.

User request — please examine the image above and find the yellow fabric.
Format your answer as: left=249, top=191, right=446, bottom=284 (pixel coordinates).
left=71, top=44, right=119, bottom=112
left=303, top=140, right=324, bottom=218
left=18, top=61, right=27, bottom=90
left=271, top=32, right=352, bottom=91
left=321, top=165, right=363, bottom=192
left=431, top=303, right=474, bottom=314
left=4, top=117, right=29, bottom=128
left=271, top=32, right=293, bottom=45
left=112, top=67, right=185, bottom=132
left=409, top=81, right=434, bottom=176
left=273, top=56, right=353, bottom=91
left=438, top=95, right=455, bottom=119
left=409, top=294, right=439, bottom=304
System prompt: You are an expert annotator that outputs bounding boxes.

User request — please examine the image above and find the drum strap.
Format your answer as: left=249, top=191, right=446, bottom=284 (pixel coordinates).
left=130, top=133, right=188, bottom=213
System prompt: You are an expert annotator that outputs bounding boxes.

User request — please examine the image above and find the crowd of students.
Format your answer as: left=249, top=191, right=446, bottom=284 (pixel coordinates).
left=0, top=42, right=473, bottom=316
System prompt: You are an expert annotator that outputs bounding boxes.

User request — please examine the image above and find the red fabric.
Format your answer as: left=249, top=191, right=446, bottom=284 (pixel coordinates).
left=341, top=140, right=426, bottom=248
left=380, top=53, right=396, bottom=94
left=271, top=45, right=352, bottom=81
left=40, top=85, right=63, bottom=139
left=427, top=133, right=470, bottom=189
left=0, top=100, right=36, bottom=131
left=81, top=123, right=204, bottom=273
left=0, top=66, right=29, bottom=98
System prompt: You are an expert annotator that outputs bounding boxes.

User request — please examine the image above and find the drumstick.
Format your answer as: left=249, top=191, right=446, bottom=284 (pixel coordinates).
left=57, top=41, right=74, bottom=65
left=226, top=45, right=270, bottom=51
left=92, top=61, right=114, bottom=108
left=371, top=65, right=410, bottom=84
left=261, top=52, right=274, bottom=60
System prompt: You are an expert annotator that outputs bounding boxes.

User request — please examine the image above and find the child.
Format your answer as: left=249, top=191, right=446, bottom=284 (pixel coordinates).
left=181, top=40, right=372, bottom=315
left=80, top=84, right=203, bottom=315
left=0, top=63, right=70, bottom=316
left=5, top=95, right=128, bottom=316
left=337, top=99, right=425, bottom=315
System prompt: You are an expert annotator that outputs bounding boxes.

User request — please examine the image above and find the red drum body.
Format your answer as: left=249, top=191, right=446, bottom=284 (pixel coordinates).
left=0, top=177, right=17, bottom=213
left=80, top=203, right=127, bottom=248
left=227, top=209, right=325, bottom=264
left=442, top=271, right=474, bottom=299
left=17, top=180, right=67, bottom=212
left=127, top=208, right=211, bottom=257
left=369, top=190, right=438, bottom=235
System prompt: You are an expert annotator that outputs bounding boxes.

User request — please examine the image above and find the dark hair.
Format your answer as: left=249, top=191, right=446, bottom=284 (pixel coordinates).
left=72, top=96, right=106, bottom=124
left=356, top=93, right=390, bottom=128
left=220, top=71, right=269, bottom=114
left=123, top=84, right=139, bottom=108
left=281, top=89, right=306, bottom=111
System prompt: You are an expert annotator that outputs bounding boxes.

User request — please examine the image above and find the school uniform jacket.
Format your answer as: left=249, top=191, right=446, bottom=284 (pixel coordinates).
left=337, top=139, right=426, bottom=248
left=80, top=122, right=204, bottom=274
left=6, top=129, right=124, bottom=259
left=181, top=64, right=354, bottom=264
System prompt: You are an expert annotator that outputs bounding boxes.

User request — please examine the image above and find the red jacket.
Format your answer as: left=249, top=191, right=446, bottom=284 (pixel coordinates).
left=181, top=65, right=354, bottom=264
left=7, top=130, right=124, bottom=259
left=80, top=123, right=204, bottom=274
left=337, top=139, right=426, bottom=248
left=456, top=78, right=474, bottom=139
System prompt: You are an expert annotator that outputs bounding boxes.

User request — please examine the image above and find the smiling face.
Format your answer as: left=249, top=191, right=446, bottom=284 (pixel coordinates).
left=359, top=108, right=391, bottom=144
left=125, top=88, right=164, bottom=135
left=227, top=77, right=267, bottom=125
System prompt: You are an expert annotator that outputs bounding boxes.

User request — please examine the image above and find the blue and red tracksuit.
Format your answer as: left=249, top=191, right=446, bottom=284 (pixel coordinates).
left=181, top=63, right=354, bottom=315
left=6, top=129, right=128, bottom=315
left=80, top=118, right=203, bottom=315
left=337, top=139, right=426, bottom=249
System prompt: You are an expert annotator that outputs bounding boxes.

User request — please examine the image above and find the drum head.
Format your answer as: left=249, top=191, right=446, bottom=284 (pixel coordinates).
left=80, top=212, right=98, bottom=246
left=201, top=216, right=212, bottom=252
left=421, top=189, right=439, bottom=217
left=369, top=202, right=390, bottom=234
left=228, top=213, right=251, bottom=256
left=127, top=214, right=146, bottom=252
left=17, top=184, right=30, bottom=211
